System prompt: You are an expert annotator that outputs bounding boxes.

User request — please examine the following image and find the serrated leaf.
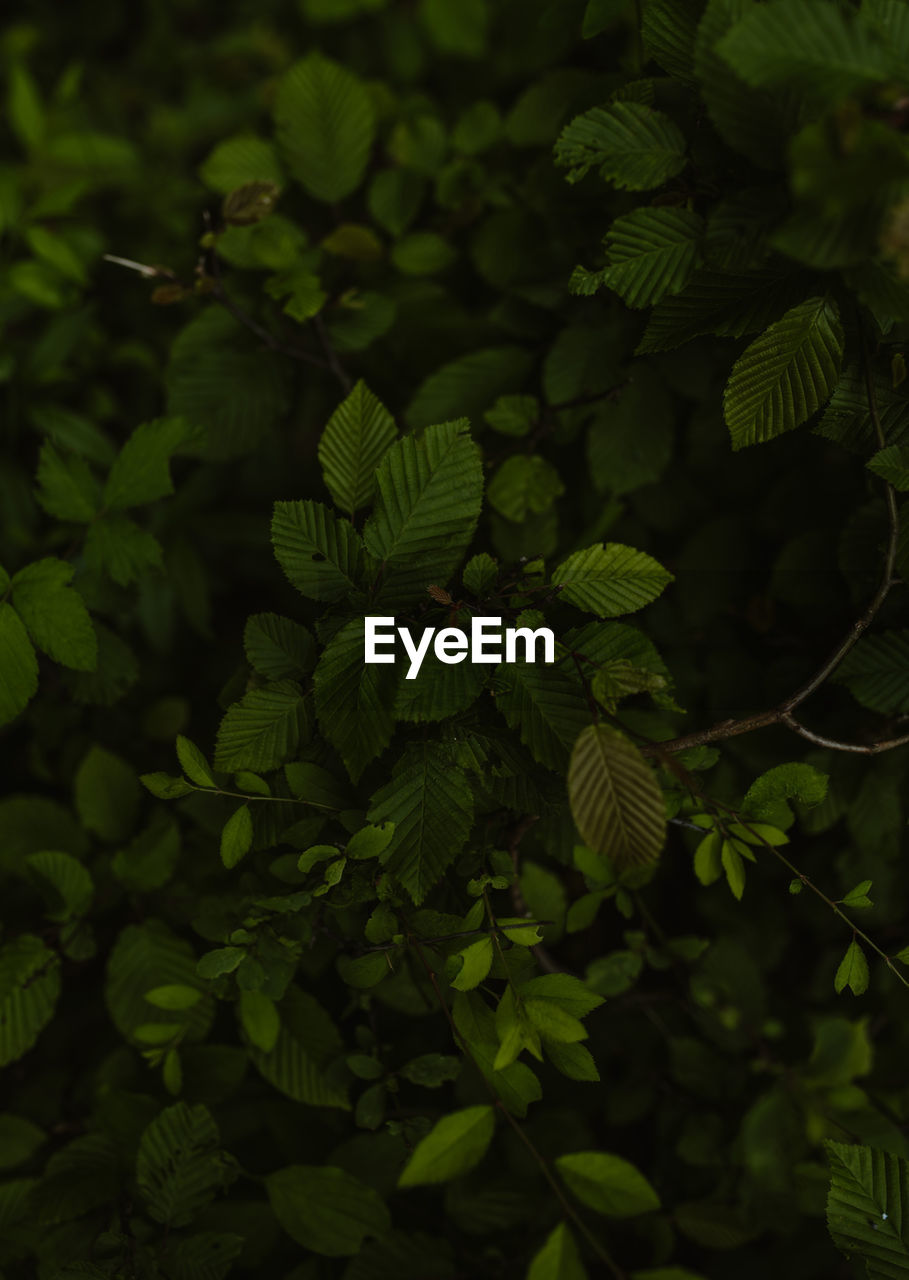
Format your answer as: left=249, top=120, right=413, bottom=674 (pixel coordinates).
left=368, top=743, right=474, bottom=904
left=106, top=923, right=213, bottom=1046
left=243, top=613, right=316, bottom=680
left=0, top=602, right=38, bottom=727
left=553, top=543, right=673, bottom=616
left=568, top=725, right=666, bottom=871
left=273, top=53, right=376, bottom=202
left=0, top=935, right=61, bottom=1066
left=84, top=514, right=164, bottom=586
left=638, top=266, right=808, bottom=354
left=398, top=1106, right=495, bottom=1187
left=176, top=735, right=215, bottom=788
left=103, top=416, right=198, bottom=510
left=313, top=618, right=396, bottom=783
left=867, top=445, right=909, bottom=491
left=136, top=1102, right=232, bottom=1227
left=603, top=207, right=703, bottom=308
left=825, top=1139, right=909, bottom=1276
left=214, top=680, right=310, bottom=773
left=199, top=132, right=285, bottom=193
left=25, top=851, right=93, bottom=921
left=267, top=1164, right=390, bottom=1255
left=554, top=102, right=687, bottom=190
left=555, top=1150, right=661, bottom=1218
left=318, top=380, right=397, bottom=515
left=11, top=558, right=97, bottom=672
left=249, top=985, right=349, bottom=1109
left=364, top=420, right=483, bottom=605
left=835, top=940, right=870, bottom=996
left=723, top=297, right=844, bottom=449
left=836, top=631, right=909, bottom=715
left=495, top=662, right=590, bottom=772
left=34, top=442, right=101, bottom=522
left=272, top=500, right=364, bottom=601
left=718, top=0, right=892, bottom=105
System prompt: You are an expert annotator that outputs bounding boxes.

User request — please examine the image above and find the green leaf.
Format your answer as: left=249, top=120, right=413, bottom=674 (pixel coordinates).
left=516, top=974, right=605, bottom=1020
left=867, top=445, right=909, bottom=491
left=555, top=102, right=687, bottom=190
left=721, top=839, right=746, bottom=900
left=244, top=613, right=316, bottom=680
left=718, top=0, right=892, bottom=105
left=144, top=984, right=203, bottom=1011
left=35, top=442, right=101, bottom=522
left=25, top=850, right=93, bottom=921
left=544, top=1040, right=600, bottom=1083
left=825, top=1139, right=909, bottom=1275
left=495, top=662, right=590, bottom=772
left=141, top=772, right=194, bottom=800
left=84, top=514, right=164, bottom=586
left=399, top=1054, right=461, bottom=1087
left=318, top=381, right=397, bottom=515
left=249, top=985, right=349, bottom=1109
left=106, top=922, right=213, bottom=1046
left=527, top=1222, right=589, bottom=1280
left=220, top=804, right=253, bottom=869
left=0, top=602, right=38, bottom=726
left=239, top=989, right=280, bottom=1052
left=723, top=298, right=844, bottom=450
left=272, top=500, right=364, bottom=601
left=314, top=618, right=397, bottom=783
left=398, top=1105, right=495, bottom=1187
left=0, top=1113, right=45, bottom=1171
left=199, top=132, right=285, bottom=193
left=103, top=417, right=198, bottom=509
left=487, top=456, right=564, bottom=522
left=450, top=936, right=494, bottom=991
left=74, top=744, right=140, bottom=843
left=368, top=742, right=474, bottom=904
left=364, top=420, right=483, bottom=604
left=267, top=1164, right=390, bottom=1254
left=553, top=543, right=673, bottom=616
left=555, top=1150, right=661, bottom=1218
left=176, top=735, right=215, bottom=788
left=273, top=53, right=376, bottom=202
left=0, top=935, right=61, bottom=1066
left=136, top=1102, right=233, bottom=1228
left=840, top=880, right=874, bottom=910
left=834, top=940, right=870, bottom=997
left=406, top=346, right=532, bottom=431
left=214, top=680, right=310, bottom=773
left=836, top=631, right=909, bottom=715
left=569, top=724, right=666, bottom=871
left=637, top=266, right=808, bottom=354
left=11, top=557, right=97, bottom=671
left=603, top=208, right=703, bottom=308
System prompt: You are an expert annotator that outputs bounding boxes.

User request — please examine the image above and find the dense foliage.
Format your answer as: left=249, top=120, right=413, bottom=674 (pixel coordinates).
left=4, top=0, right=909, bottom=1276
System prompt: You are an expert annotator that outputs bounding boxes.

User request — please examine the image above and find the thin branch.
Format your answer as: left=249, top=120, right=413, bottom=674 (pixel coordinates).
left=407, top=936, right=627, bottom=1279
left=643, top=328, right=902, bottom=760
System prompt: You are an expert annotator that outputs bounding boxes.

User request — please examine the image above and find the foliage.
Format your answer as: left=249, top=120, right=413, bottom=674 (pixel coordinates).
left=3, top=1, right=909, bottom=1277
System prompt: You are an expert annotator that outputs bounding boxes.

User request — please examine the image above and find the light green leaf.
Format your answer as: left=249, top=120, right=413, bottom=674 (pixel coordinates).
left=487, top=456, right=564, bottom=522
left=555, top=1150, right=661, bottom=1218
left=214, top=680, right=310, bottom=773
left=723, top=297, right=844, bottom=449
left=176, top=735, right=215, bottom=788
left=603, top=207, right=703, bottom=308
left=267, top=1164, right=390, bottom=1255
left=554, top=102, right=687, bottom=190
left=568, top=725, right=666, bottom=871
left=11, top=558, right=97, bottom=671
left=840, top=880, right=874, bottom=910
left=271, top=500, right=364, bottom=601
left=239, top=989, right=280, bottom=1052
left=368, top=742, right=474, bottom=904
left=273, top=53, right=376, bottom=202
left=721, top=839, right=745, bottom=900
left=834, top=940, right=870, bottom=997
left=450, top=936, right=494, bottom=991
left=553, top=543, right=673, bottom=617
left=143, top=984, right=203, bottom=1011
left=398, top=1105, right=495, bottom=1187
left=220, top=804, right=253, bottom=870
left=314, top=618, right=397, bottom=783
left=527, top=1222, right=589, bottom=1280
left=825, top=1139, right=909, bottom=1275
left=199, top=133, right=285, bottom=193
left=318, top=380, right=397, bottom=515
left=0, top=603, right=38, bottom=727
